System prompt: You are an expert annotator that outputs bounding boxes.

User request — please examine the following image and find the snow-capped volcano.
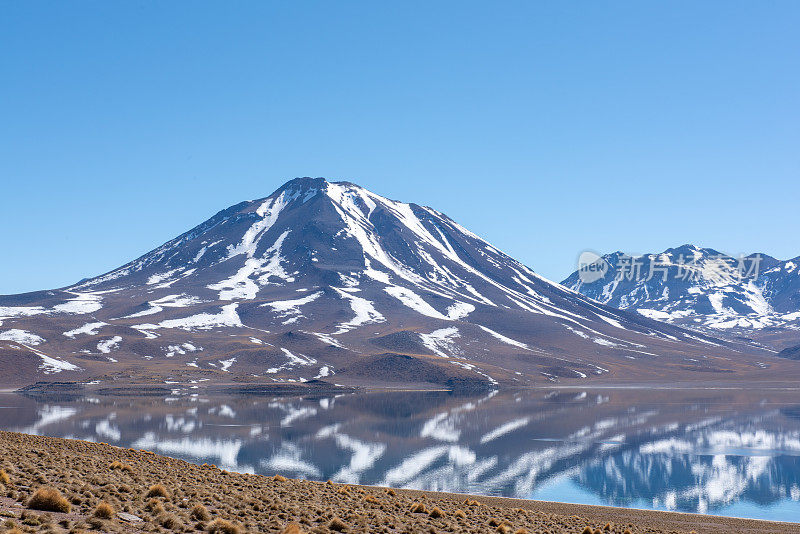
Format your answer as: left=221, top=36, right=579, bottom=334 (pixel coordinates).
left=74, top=177, right=557, bottom=312
left=0, top=180, right=793, bottom=388
left=562, top=245, right=800, bottom=333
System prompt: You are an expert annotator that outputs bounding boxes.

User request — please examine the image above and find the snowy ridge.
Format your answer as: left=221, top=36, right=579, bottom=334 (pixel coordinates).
left=563, top=245, right=800, bottom=334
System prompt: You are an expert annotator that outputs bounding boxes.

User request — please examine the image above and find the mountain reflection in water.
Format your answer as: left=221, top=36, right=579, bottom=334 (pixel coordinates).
left=1, top=387, right=799, bottom=521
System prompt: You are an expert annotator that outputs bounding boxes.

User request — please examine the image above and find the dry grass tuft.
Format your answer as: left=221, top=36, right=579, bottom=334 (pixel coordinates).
left=87, top=516, right=106, bottom=529
left=20, top=511, right=43, bottom=527
left=0, top=469, right=9, bottom=485
left=410, top=502, right=427, bottom=514
left=281, top=522, right=304, bottom=534
left=145, top=483, right=170, bottom=499
left=328, top=516, right=348, bottom=531
left=582, top=527, right=594, bottom=534
left=362, top=494, right=380, bottom=505
left=27, top=487, right=71, bottom=513
left=93, top=501, right=114, bottom=519
left=385, top=488, right=396, bottom=496
left=158, top=512, right=182, bottom=530
left=454, top=509, right=466, bottom=519
left=190, top=503, right=211, bottom=521
left=109, top=460, right=133, bottom=472
left=207, top=518, right=241, bottom=534
left=146, top=498, right=166, bottom=516
left=428, top=507, right=444, bottom=519
left=273, top=474, right=288, bottom=482
left=514, top=529, right=529, bottom=534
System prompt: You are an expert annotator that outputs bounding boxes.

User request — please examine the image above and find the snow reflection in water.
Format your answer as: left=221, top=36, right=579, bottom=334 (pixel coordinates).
left=2, top=388, right=800, bottom=521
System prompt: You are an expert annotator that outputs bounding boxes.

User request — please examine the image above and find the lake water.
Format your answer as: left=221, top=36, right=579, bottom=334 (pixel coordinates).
left=2, top=387, right=800, bottom=523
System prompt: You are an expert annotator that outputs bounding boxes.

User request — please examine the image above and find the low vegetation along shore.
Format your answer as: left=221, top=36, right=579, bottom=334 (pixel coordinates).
left=0, top=432, right=796, bottom=534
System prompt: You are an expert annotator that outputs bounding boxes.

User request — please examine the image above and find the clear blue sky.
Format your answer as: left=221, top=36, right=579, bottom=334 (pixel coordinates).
left=1, top=2, right=798, bottom=294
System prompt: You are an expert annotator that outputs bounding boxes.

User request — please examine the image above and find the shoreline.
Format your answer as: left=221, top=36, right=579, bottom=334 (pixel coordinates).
left=0, top=431, right=798, bottom=533
left=391, top=491, right=800, bottom=533
left=15, top=379, right=800, bottom=399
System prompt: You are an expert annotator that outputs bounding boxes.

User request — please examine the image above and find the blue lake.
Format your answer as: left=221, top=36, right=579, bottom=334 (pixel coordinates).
left=1, top=387, right=799, bottom=522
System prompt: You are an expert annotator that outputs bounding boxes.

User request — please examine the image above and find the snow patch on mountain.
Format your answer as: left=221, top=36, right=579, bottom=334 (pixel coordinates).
left=53, top=292, right=104, bottom=314
left=332, top=288, right=385, bottom=334
left=38, top=352, right=81, bottom=374
left=148, top=268, right=184, bottom=286
left=132, top=304, right=243, bottom=331
left=310, top=332, right=346, bottom=349
left=593, top=337, right=618, bottom=347
left=477, top=325, right=532, bottom=351
left=165, top=343, right=202, bottom=358
left=363, top=259, right=391, bottom=284
left=446, top=302, right=475, bottom=320
left=63, top=322, right=107, bottom=338
left=266, top=348, right=317, bottom=375
left=14, top=343, right=82, bottom=374
left=0, top=306, right=47, bottom=320
left=228, top=191, right=294, bottom=258
left=0, top=329, right=45, bottom=345
left=219, top=358, right=236, bottom=372
left=123, top=294, right=203, bottom=319
left=384, top=286, right=447, bottom=320
left=97, top=336, right=122, bottom=354
left=208, top=229, right=295, bottom=300
left=262, top=291, right=323, bottom=325
left=419, top=327, right=461, bottom=357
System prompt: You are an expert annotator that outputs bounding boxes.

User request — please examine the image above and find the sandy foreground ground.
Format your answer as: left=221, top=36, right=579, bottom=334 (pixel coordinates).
left=0, top=431, right=797, bottom=534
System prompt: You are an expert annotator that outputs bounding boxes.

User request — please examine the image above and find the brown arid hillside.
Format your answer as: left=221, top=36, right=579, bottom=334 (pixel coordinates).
left=0, top=431, right=798, bottom=534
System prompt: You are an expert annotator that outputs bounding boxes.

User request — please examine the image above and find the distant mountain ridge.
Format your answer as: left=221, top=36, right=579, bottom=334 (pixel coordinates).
left=562, top=245, right=800, bottom=334
left=0, top=179, right=795, bottom=388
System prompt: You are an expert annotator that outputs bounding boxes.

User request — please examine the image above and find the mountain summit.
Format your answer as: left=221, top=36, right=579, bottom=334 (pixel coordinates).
left=0, top=179, right=792, bottom=388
